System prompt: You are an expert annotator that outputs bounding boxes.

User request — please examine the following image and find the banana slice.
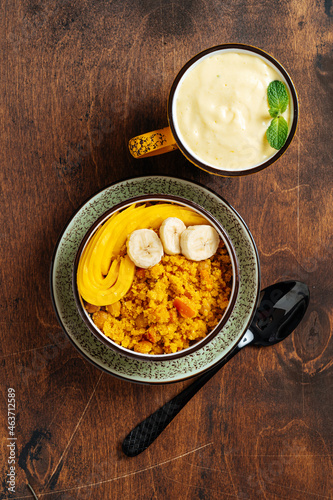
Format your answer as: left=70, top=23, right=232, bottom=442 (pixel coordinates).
left=159, top=217, right=186, bottom=255
left=180, top=225, right=220, bottom=261
left=127, top=229, right=164, bottom=269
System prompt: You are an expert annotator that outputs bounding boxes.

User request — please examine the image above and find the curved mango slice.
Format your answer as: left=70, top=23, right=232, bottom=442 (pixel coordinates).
left=78, top=214, right=120, bottom=290
left=79, top=255, right=120, bottom=296
left=91, top=204, right=139, bottom=280
left=77, top=202, right=210, bottom=307
left=78, top=255, right=135, bottom=306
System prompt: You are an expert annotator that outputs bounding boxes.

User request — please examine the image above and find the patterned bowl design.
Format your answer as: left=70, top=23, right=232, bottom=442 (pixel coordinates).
left=50, top=176, right=260, bottom=384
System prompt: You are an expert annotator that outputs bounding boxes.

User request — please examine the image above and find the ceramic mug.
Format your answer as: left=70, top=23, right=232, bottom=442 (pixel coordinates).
left=128, top=44, right=299, bottom=177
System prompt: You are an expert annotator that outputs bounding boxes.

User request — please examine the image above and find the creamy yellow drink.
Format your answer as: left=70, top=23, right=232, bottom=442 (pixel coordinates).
left=173, top=51, right=291, bottom=171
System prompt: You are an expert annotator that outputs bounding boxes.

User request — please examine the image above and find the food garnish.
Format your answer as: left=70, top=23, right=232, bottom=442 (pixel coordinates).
left=77, top=203, right=208, bottom=306
left=266, top=80, right=289, bottom=150
left=159, top=217, right=186, bottom=255
left=127, top=229, right=164, bottom=269
left=180, top=225, right=220, bottom=261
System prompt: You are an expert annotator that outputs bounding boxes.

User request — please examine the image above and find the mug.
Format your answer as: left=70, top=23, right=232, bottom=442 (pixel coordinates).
left=128, top=44, right=299, bottom=177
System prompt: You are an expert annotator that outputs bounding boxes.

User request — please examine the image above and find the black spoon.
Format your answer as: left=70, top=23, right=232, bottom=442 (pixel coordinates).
left=122, top=280, right=310, bottom=457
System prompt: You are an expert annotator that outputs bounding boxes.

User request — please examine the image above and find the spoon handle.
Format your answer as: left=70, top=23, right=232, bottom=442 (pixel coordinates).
left=122, top=346, right=240, bottom=457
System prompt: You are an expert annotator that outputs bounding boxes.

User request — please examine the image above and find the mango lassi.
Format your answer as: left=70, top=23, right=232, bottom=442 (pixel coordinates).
left=173, top=51, right=291, bottom=171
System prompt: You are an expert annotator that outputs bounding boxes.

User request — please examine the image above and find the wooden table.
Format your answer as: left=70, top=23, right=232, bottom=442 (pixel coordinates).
left=1, top=1, right=332, bottom=498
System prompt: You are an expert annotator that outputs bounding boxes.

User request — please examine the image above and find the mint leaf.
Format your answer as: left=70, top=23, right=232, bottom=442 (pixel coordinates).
left=266, top=81, right=290, bottom=150
left=267, top=80, right=289, bottom=115
left=266, top=116, right=289, bottom=150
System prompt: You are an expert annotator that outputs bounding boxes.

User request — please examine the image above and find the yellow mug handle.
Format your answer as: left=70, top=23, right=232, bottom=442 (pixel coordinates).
left=128, top=126, right=178, bottom=158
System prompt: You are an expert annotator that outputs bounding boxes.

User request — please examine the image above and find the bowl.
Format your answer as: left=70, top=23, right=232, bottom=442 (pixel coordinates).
left=51, top=175, right=260, bottom=383
left=72, top=194, right=240, bottom=361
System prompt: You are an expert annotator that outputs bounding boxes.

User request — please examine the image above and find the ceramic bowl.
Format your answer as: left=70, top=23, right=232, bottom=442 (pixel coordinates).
left=72, top=194, right=240, bottom=361
left=50, top=176, right=260, bottom=384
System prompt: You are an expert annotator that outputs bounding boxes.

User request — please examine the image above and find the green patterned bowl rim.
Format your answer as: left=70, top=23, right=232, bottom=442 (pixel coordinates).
left=50, top=175, right=260, bottom=384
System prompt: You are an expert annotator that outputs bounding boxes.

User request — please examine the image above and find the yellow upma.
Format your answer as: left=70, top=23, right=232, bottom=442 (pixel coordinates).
left=85, top=242, right=233, bottom=355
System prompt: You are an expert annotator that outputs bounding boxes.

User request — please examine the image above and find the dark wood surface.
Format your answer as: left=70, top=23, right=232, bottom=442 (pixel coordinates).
left=1, top=1, right=332, bottom=499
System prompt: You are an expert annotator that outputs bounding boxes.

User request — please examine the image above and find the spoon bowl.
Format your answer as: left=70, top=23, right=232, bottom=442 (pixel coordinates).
left=250, top=280, right=310, bottom=346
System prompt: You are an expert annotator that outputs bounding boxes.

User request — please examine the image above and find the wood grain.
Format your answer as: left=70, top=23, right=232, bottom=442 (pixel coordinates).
left=0, top=0, right=332, bottom=498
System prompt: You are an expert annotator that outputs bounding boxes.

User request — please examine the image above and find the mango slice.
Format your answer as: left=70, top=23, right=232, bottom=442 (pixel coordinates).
left=77, top=202, right=210, bottom=307
left=78, top=215, right=120, bottom=290
left=78, top=255, right=135, bottom=306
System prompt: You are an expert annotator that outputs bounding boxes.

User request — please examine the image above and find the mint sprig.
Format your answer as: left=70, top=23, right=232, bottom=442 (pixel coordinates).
left=266, top=80, right=289, bottom=150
